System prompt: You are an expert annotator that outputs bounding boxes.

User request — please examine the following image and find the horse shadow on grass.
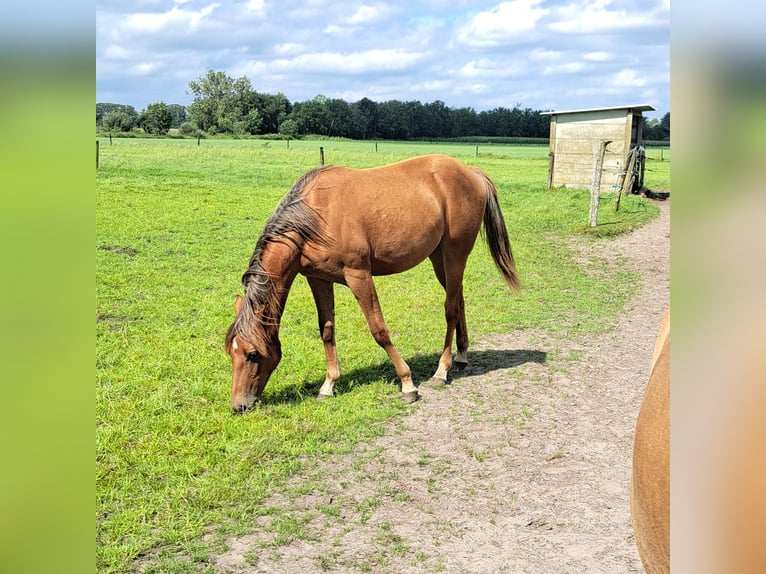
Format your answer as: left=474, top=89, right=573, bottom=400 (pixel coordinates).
left=261, top=347, right=547, bottom=406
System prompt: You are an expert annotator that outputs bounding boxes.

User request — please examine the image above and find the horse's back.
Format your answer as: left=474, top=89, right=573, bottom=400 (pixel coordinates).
left=631, top=307, right=670, bottom=573
left=300, top=155, right=489, bottom=276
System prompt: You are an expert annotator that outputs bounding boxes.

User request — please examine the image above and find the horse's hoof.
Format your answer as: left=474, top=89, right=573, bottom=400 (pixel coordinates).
left=402, top=391, right=420, bottom=404
left=453, top=361, right=468, bottom=372
left=316, top=393, right=333, bottom=401
left=431, top=377, right=448, bottom=387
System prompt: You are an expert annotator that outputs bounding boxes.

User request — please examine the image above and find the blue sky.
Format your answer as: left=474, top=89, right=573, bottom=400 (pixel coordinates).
left=96, top=0, right=670, bottom=120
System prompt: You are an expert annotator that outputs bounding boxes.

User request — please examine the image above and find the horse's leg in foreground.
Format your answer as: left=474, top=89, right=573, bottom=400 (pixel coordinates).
left=429, top=248, right=470, bottom=386
left=308, top=277, right=340, bottom=400
left=344, top=269, right=419, bottom=403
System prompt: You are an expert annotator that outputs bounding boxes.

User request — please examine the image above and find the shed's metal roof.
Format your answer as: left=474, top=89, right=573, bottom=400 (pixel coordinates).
left=540, top=104, right=656, bottom=116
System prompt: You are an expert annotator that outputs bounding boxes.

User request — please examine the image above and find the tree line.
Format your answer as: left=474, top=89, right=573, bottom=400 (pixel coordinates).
left=97, top=69, right=670, bottom=141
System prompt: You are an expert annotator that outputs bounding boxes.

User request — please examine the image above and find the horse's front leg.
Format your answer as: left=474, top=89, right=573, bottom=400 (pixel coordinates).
left=343, top=269, right=419, bottom=403
left=307, top=277, right=340, bottom=400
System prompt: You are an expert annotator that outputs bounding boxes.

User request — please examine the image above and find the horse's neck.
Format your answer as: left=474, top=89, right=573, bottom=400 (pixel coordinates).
left=260, top=239, right=302, bottom=309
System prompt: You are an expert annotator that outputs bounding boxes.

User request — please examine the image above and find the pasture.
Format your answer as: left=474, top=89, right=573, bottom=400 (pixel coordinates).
left=96, top=139, right=668, bottom=572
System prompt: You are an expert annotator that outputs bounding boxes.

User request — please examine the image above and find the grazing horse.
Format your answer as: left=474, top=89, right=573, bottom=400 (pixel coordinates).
left=225, top=154, right=520, bottom=413
left=631, top=307, right=670, bottom=573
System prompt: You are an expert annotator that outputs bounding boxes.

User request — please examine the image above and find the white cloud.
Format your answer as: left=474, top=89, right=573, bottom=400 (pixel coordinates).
left=273, top=43, right=305, bottom=56
left=458, top=0, right=549, bottom=47
left=323, top=24, right=346, bottom=35
left=348, top=4, right=386, bottom=25
left=96, top=1, right=669, bottom=117
left=324, top=4, right=391, bottom=35
left=245, top=0, right=264, bottom=12
left=550, top=0, right=665, bottom=33
left=528, top=48, right=562, bottom=61
left=457, top=57, right=527, bottom=81
left=125, top=3, right=220, bottom=33
left=103, top=44, right=132, bottom=59
left=543, top=61, right=589, bottom=75
left=272, top=49, right=428, bottom=74
left=459, top=60, right=492, bottom=77
left=610, top=68, right=647, bottom=87
left=584, top=51, right=611, bottom=62
left=130, top=61, right=162, bottom=76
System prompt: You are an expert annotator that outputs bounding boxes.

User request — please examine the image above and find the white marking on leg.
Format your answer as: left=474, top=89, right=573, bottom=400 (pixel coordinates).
left=401, top=375, right=417, bottom=394
left=432, top=364, right=449, bottom=381
left=318, top=376, right=335, bottom=397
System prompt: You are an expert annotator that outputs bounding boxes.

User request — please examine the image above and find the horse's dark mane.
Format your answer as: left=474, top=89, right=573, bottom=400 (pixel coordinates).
left=225, top=166, right=332, bottom=354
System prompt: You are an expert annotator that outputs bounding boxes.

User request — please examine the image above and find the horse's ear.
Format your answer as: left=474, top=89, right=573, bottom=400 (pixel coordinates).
left=234, top=294, right=244, bottom=315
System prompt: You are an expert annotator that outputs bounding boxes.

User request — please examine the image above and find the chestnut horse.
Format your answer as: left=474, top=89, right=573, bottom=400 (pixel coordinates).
left=225, top=154, right=520, bottom=413
left=631, top=307, right=670, bottom=573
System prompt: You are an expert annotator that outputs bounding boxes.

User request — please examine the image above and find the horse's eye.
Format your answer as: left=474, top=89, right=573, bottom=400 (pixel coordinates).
left=246, top=352, right=259, bottom=363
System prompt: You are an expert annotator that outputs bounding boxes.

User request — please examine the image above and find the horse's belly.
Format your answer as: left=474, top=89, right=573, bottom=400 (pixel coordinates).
left=368, top=229, right=441, bottom=275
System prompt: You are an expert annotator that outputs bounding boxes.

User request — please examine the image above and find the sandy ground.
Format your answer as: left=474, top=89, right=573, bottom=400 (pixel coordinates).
left=212, top=199, right=670, bottom=574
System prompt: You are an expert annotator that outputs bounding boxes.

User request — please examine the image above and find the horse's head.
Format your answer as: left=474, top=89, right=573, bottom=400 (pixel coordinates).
left=226, top=294, right=282, bottom=413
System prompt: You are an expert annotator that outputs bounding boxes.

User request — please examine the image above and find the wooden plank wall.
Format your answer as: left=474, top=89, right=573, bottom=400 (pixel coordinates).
left=548, top=109, right=633, bottom=192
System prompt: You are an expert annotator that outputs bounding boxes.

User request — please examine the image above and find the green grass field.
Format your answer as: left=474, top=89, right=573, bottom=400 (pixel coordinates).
left=96, top=138, right=669, bottom=572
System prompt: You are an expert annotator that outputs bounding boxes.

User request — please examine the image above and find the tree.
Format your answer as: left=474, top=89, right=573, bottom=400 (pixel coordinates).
left=658, top=112, right=670, bottom=140
left=259, top=92, right=291, bottom=134
left=140, top=102, right=173, bottom=135
left=97, top=103, right=138, bottom=130
left=101, top=110, right=137, bottom=132
left=643, top=113, right=670, bottom=141
left=99, top=79, right=563, bottom=140
left=293, top=94, right=330, bottom=135
left=350, top=97, right=379, bottom=139
left=166, top=104, right=187, bottom=128
left=187, top=70, right=239, bottom=134
left=279, top=118, right=298, bottom=139
left=326, top=98, right=351, bottom=137
left=378, top=100, right=410, bottom=139
left=240, top=108, right=263, bottom=135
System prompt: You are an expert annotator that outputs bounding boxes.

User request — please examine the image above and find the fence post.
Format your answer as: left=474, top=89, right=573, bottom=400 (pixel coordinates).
left=320, top=147, right=325, bottom=166
left=96, top=140, right=99, bottom=169
left=547, top=153, right=555, bottom=189
left=589, top=140, right=611, bottom=227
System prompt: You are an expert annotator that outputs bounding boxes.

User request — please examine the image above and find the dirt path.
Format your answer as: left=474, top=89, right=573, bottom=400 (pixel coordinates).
left=213, top=200, right=670, bottom=573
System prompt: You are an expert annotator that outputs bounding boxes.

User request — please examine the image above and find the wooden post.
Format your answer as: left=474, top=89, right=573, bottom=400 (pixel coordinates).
left=96, top=140, right=99, bottom=169
left=547, top=153, right=555, bottom=189
left=375, top=142, right=378, bottom=153
left=616, top=147, right=638, bottom=212
left=476, top=145, right=479, bottom=157
left=109, top=134, right=112, bottom=146
left=589, top=140, right=611, bottom=227
left=319, top=147, right=325, bottom=166
left=197, top=134, right=201, bottom=147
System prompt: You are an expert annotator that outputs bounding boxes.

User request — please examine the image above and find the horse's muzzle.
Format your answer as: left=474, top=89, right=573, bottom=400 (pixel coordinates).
left=231, top=397, right=260, bottom=414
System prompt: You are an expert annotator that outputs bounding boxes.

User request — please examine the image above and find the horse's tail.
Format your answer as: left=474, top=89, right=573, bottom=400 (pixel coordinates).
left=476, top=168, right=521, bottom=291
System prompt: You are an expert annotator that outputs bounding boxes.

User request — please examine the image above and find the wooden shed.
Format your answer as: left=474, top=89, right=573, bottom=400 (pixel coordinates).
left=542, top=104, right=655, bottom=193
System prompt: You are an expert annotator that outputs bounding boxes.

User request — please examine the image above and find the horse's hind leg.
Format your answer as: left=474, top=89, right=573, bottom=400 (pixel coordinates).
left=429, top=248, right=469, bottom=386
left=307, top=277, right=340, bottom=400
left=343, top=269, right=419, bottom=403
